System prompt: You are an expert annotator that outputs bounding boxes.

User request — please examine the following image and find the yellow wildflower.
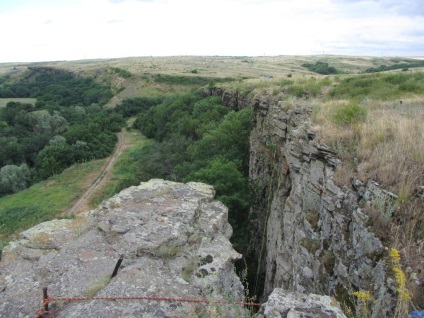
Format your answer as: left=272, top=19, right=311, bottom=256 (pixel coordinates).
left=353, top=291, right=372, bottom=301
left=390, top=248, right=401, bottom=265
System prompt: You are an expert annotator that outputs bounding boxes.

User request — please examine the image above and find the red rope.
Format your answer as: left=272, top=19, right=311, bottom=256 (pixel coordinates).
left=49, top=295, right=262, bottom=307
left=35, top=292, right=262, bottom=317
left=34, top=300, right=52, bottom=318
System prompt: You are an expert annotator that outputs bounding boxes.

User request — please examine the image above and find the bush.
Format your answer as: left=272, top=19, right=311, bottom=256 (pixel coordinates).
left=333, top=103, right=367, bottom=126
left=110, top=67, right=132, bottom=78
left=0, top=164, right=31, bottom=194
left=365, top=60, right=424, bottom=73
left=302, top=61, right=338, bottom=74
left=286, top=85, right=306, bottom=97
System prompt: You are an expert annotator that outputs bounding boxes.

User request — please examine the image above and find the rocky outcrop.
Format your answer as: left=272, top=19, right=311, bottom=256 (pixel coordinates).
left=202, top=86, right=251, bottom=110
left=203, top=87, right=393, bottom=316
left=0, top=179, right=245, bottom=317
left=258, top=289, right=347, bottom=318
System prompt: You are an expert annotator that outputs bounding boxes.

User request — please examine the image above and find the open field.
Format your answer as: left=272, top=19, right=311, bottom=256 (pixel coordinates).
left=0, top=98, right=37, bottom=107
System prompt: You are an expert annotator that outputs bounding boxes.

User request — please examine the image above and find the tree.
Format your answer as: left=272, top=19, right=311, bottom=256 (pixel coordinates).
left=188, top=108, right=252, bottom=174
left=0, top=164, right=31, bottom=194
left=35, top=143, right=76, bottom=178
left=49, top=135, right=66, bottom=146
left=26, top=110, right=69, bottom=135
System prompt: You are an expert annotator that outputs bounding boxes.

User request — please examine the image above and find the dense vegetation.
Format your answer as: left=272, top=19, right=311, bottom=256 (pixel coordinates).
left=365, top=60, right=424, bottom=73
left=0, top=68, right=125, bottom=196
left=154, top=74, right=235, bottom=86
left=110, top=67, right=133, bottom=79
left=114, top=96, right=163, bottom=117
left=302, top=61, right=338, bottom=74
left=0, top=68, right=112, bottom=107
left=122, top=94, right=253, bottom=252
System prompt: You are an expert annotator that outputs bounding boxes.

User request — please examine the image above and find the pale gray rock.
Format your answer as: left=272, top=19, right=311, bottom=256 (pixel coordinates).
left=0, top=179, right=245, bottom=317
left=257, top=288, right=347, bottom=318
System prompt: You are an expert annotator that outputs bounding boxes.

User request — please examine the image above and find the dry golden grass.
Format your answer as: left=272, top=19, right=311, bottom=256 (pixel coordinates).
left=357, top=109, right=424, bottom=195
left=313, top=97, right=424, bottom=197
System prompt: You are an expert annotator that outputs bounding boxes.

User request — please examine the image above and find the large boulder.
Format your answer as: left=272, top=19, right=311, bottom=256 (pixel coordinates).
left=0, top=179, right=245, bottom=317
left=258, top=288, right=347, bottom=318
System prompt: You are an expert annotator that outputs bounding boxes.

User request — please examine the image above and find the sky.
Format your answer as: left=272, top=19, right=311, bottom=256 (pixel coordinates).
left=0, top=0, right=423, bottom=63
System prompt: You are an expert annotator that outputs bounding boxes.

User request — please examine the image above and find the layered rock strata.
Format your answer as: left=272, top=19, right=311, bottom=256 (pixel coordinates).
left=204, top=87, right=393, bottom=316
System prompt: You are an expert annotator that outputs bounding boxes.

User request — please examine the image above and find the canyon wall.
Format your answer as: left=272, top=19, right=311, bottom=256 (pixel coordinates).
left=204, top=87, right=393, bottom=316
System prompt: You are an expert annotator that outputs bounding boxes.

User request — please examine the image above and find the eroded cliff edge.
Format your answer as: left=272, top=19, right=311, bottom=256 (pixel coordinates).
left=0, top=179, right=245, bottom=317
left=204, top=87, right=394, bottom=316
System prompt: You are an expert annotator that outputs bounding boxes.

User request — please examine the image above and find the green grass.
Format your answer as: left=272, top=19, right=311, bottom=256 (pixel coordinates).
left=333, top=102, right=367, bottom=126
left=0, top=159, right=105, bottom=241
left=0, top=98, right=37, bottom=107
left=329, top=72, right=424, bottom=101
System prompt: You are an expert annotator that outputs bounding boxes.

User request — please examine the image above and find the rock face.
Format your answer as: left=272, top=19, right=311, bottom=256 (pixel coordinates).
left=203, top=87, right=393, bottom=316
left=258, top=289, right=347, bottom=318
left=0, top=179, right=245, bottom=317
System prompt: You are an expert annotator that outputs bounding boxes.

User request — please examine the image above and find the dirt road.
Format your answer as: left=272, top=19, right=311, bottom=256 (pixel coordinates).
left=65, top=129, right=126, bottom=216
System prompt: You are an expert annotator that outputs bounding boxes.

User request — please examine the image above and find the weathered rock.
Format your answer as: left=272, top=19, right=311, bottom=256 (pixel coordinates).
left=0, top=179, right=245, bottom=317
left=257, top=288, right=347, bottom=318
left=204, top=88, right=394, bottom=316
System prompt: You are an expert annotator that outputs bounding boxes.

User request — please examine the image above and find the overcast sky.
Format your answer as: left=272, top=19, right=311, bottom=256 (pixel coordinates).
left=0, top=0, right=423, bottom=63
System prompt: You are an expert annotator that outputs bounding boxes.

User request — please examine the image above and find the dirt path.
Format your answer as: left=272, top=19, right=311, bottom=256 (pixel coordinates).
left=65, top=129, right=126, bottom=216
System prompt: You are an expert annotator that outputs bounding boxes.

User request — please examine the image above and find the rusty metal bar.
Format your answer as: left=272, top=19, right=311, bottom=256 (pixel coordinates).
left=111, top=254, right=125, bottom=278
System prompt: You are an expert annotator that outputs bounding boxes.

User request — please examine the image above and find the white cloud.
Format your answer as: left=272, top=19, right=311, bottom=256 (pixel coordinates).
left=0, top=0, right=422, bottom=62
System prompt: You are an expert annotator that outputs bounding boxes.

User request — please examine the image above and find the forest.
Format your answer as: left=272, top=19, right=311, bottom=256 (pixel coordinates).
left=0, top=69, right=125, bottom=195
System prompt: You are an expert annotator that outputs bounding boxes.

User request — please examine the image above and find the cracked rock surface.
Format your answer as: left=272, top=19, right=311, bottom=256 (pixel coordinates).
left=0, top=179, right=244, bottom=317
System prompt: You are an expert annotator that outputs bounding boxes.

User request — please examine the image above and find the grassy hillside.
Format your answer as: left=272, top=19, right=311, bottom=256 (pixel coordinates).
left=0, top=159, right=105, bottom=241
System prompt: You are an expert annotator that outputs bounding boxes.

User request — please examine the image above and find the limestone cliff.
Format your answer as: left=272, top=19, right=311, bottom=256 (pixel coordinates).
left=203, top=87, right=393, bottom=316
left=0, top=179, right=244, bottom=317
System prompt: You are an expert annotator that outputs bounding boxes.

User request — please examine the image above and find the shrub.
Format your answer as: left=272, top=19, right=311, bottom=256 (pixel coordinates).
left=110, top=67, right=132, bottom=78
left=286, top=85, right=306, bottom=97
left=302, top=61, right=338, bottom=74
left=0, top=164, right=31, bottom=194
left=333, top=103, right=367, bottom=126
left=365, top=60, right=424, bottom=73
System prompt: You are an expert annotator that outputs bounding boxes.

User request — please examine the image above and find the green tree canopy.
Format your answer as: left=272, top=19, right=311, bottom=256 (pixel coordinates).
left=0, top=164, right=31, bottom=194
